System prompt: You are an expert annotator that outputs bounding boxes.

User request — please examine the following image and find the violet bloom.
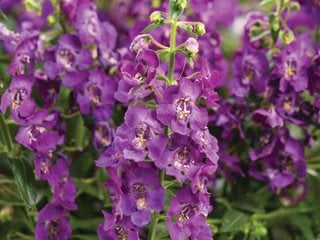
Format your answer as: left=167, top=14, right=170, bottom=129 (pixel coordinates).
left=48, top=159, right=77, bottom=211
left=195, top=59, right=220, bottom=108
left=157, top=78, right=208, bottom=135
left=115, top=105, right=166, bottom=162
left=272, top=34, right=313, bottom=92
left=109, top=164, right=164, bottom=227
left=167, top=186, right=212, bottom=240
left=243, top=11, right=270, bottom=49
left=35, top=203, right=71, bottom=240
left=16, top=125, right=61, bottom=153
left=98, top=211, right=139, bottom=240
left=77, top=68, right=116, bottom=120
left=121, top=48, right=159, bottom=85
left=217, top=144, right=244, bottom=183
left=93, top=121, right=115, bottom=150
left=252, top=107, right=284, bottom=128
left=44, top=34, right=92, bottom=87
left=154, top=133, right=217, bottom=183
left=7, top=34, right=38, bottom=75
left=249, top=131, right=306, bottom=191
left=231, top=47, right=269, bottom=97
left=15, top=111, right=63, bottom=154
left=34, top=153, right=51, bottom=180
left=190, top=0, right=237, bottom=29
left=0, top=75, right=34, bottom=114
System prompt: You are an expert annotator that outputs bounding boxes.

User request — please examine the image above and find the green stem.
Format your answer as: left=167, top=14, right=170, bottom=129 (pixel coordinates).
left=168, top=18, right=178, bottom=85
left=148, top=170, right=165, bottom=240
left=253, top=207, right=311, bottom=221
left=0, top=114, right=13, bottom=152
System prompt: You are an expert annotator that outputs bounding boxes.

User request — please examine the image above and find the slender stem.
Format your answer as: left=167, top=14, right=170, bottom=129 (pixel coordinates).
left=168, top=19, right=178, bottom=85
left=0, top=114, right=13, bottom=152
left=148, top=170, right=165, bottom=240
left=253, top=207, right=311, bottom=220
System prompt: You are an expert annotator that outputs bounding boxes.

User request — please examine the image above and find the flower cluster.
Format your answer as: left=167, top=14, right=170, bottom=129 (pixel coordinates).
left=0, top=0, right=320, bottom=239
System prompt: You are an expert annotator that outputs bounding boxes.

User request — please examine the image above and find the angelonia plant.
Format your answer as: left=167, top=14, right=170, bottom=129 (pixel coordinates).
left=0, top=0, right=320, bottom=240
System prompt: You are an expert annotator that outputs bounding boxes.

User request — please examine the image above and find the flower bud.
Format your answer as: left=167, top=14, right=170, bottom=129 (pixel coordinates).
left=195, top=23, right=206, bottom=35
left=150, top=11, right=163, bottom=24
left=185, top=38, right=199, bottom=55
left=130, top=34, right=151, bottom=53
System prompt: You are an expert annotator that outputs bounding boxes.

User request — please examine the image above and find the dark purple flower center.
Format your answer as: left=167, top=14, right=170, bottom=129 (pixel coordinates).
left=173, top=147, right=193, bottom=175
left=48, top=220, right=59, bottom=239
left=27, top=126, right=45, bottom=143
left=87, top=84, right=102, bottom=105
left=58, top=48, right=74, bottom=69
left=132, top=183, right=148, bottom=209
left=133, top=122, right=150, bottom=148
left=176, top=97, right=192, bottom=120
left=95, top=125, right=112, bottom=147
left=284, top=59, right=297, bottom=79
left=178, top=204, right=195, bottom=222
left=11, top=89, right=27, bottom=109
left=114, top=225, right=128, bottom=240
left=242, top=61, right=255, bottom=84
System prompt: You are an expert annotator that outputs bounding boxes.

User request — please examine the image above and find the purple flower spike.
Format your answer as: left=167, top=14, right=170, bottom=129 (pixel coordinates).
left=167, top=186, right=212, bottom=240
left=157, top=78, right=208, bottom=135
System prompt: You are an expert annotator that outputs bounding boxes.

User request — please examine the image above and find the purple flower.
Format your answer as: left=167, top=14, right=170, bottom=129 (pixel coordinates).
left=217, top=144, right=245, bottom=182
left=154, top=133, right=217, bottom=183
left=35, top=203, right=71, bottom=240
left=252, top=107, right=284, bottom=128
left=115, top=105, right=166, bottom=162
left=231, top=47, right=269, bottom=97
left=157, top=78, right=208, bottom=135
left=7, top=34, right=39, bottom=75
left=107, top=164, right=165, bottom=227
left=0, top=75, right=34, bottom=114
left=195, top=59, right=220, bottom=108
left=93, top=121, right=115, bottom=150
left=44, top=34, right=92, bottom=87
left=121, top=48, right=159, bottom=86
left=243, top=11, right=270, bottom=49
left=48, top=159, right=77, bottom=211
left=272, top=34, right=313, bottom=92
left=77, top=68, right=116, bottom=120
left=167, top=186, right=212, bottom=240
left=249, top=131, right=306, bottom=191
left=98, top=211, right=139, bottom=240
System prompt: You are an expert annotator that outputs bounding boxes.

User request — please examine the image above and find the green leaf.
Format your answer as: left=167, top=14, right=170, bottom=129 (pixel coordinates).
left=73, top=178, right=100, bottom=199
left=70, top=216, right=103, bottom=230
left=66, top=114, right=88, bottom=151
left=11, top=158, right=37, bottom=208
left=158, top=49, right=170, bottom=62
left=169, top=0, right=188, bottom=19
left=249, top=27, right=269, bottom=42
left=142, top=23, right=164, bottom=33
left=221, top=209, right=251, bottom=232
left=290, top=215, right=315, bottom=240
left=232, top=197, right=265, bottom=214
left=260, top=0, right=276, bottom=8
left=71, top=234, right=98, bottom=240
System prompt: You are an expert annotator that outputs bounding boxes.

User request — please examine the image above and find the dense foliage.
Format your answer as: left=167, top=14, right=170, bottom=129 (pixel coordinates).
left=0, top=0, right=320, bottom=239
